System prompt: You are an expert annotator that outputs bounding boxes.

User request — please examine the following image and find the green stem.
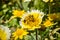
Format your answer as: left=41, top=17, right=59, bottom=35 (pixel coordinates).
left=18, top=38, right=22, bottom=40
left=16, top=0, right=23, bottom=10
left=49, top=0, right=51, bottom=14
left=36, top=29, right=38, bottom=40
left=22, top=36, right=24, bottom=40
left=20, top=0, right=24, bottom=10
left=49, top=4, right=50, bottom=14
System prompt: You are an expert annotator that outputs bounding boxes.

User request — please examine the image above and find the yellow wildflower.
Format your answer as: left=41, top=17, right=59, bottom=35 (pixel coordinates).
left=48, top=13, right=58, bottom=21
left=12, top=28, right=28, bottom=40
left=6, top=10, right=25, bottom=23
left=43, top=0, right=53, bottom=2
left=20, top=10, right=44, bottom=30
left=12, top=10, right=25, bottom=18
left=43, top=20, right=53, bottom=27
left=0, top=29, right=7, bottom=40
left=0, top=25, right=11, bottom=40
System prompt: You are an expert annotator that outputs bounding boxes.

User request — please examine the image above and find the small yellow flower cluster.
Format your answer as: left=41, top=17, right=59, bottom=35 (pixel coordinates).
left=12, top=10, right=44, bottom=40
left=43, top=14, right=55, bottom=27
left=42, top=13, right=58, bottom=28
left=12, top=10, right=55, bottom=40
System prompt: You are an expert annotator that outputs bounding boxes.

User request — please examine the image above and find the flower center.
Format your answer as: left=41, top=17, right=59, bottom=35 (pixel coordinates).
left=23, top=14, right=41, bottom=27
left=24, top=15, right=34, bottom=22
left=23, top=15, right=36, bottom=26
left=16, top=30, right=23, bottom=36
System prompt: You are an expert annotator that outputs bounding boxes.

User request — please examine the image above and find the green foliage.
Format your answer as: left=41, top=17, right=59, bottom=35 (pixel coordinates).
left=0, top=0, right=60, bottom=40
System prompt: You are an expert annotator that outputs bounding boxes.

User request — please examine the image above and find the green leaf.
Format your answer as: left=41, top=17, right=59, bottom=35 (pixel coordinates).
left=2, top=4, right=7, bottom=9
left=22, top=2, right=29, bottom=11
left=3, top=8, right=9, bottom=13
left=8, top=18, right=18, bottom=27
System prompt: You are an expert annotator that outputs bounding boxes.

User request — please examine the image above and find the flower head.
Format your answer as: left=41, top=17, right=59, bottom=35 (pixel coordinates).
left=48, top=13, right=58, bottom=21
left=12, top=10, right=25, bottom=18
left=12, top=28, right=28, bottom=40
left=43, top=20, right=53, bottom=27
left=20, top=10, right=44, bottom=30
left=0, top=25, right=11, bottom=40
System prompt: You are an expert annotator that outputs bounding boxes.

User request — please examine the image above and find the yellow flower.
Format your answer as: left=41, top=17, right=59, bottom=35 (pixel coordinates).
left=12, top=10, right=25, bottom=18
left=0, top=29, right=7, bottom=40
left=43, top=20, right=53, bottom=27
left=48, top=13, right=58, bottom=21
left=12, top=28, right=28, bottom=40
left=20, top=10, right=44, bottom=30
left=43, top=0, right=53, bottom=2
left=0, top=25, right=11, bottom=40
left=7, top=10, right=25, bottom=23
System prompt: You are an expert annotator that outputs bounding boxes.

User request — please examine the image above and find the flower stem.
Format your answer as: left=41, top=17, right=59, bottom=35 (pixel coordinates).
left=49, top=0, right=51, bottom=14
left=49, top=4, right=50, bottom=14
left=36, top=29, right=38, bottom=40
left=20, top=0, right=24, bottom=10
left=22, top=36, right=24, bottom=40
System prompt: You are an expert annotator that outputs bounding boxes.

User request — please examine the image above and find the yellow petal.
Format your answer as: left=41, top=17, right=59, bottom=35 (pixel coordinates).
left=19, top=35, right=23, bottom=39
left=15, top=36, right=18, bottom=40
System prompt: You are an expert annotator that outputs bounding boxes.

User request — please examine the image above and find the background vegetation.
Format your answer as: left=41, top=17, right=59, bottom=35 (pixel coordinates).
left=0, top=0, right=60, bottom=40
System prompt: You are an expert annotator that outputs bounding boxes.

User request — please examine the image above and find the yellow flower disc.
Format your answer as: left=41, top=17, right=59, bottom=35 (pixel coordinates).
left=20, top=10, right=44, bottom=30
